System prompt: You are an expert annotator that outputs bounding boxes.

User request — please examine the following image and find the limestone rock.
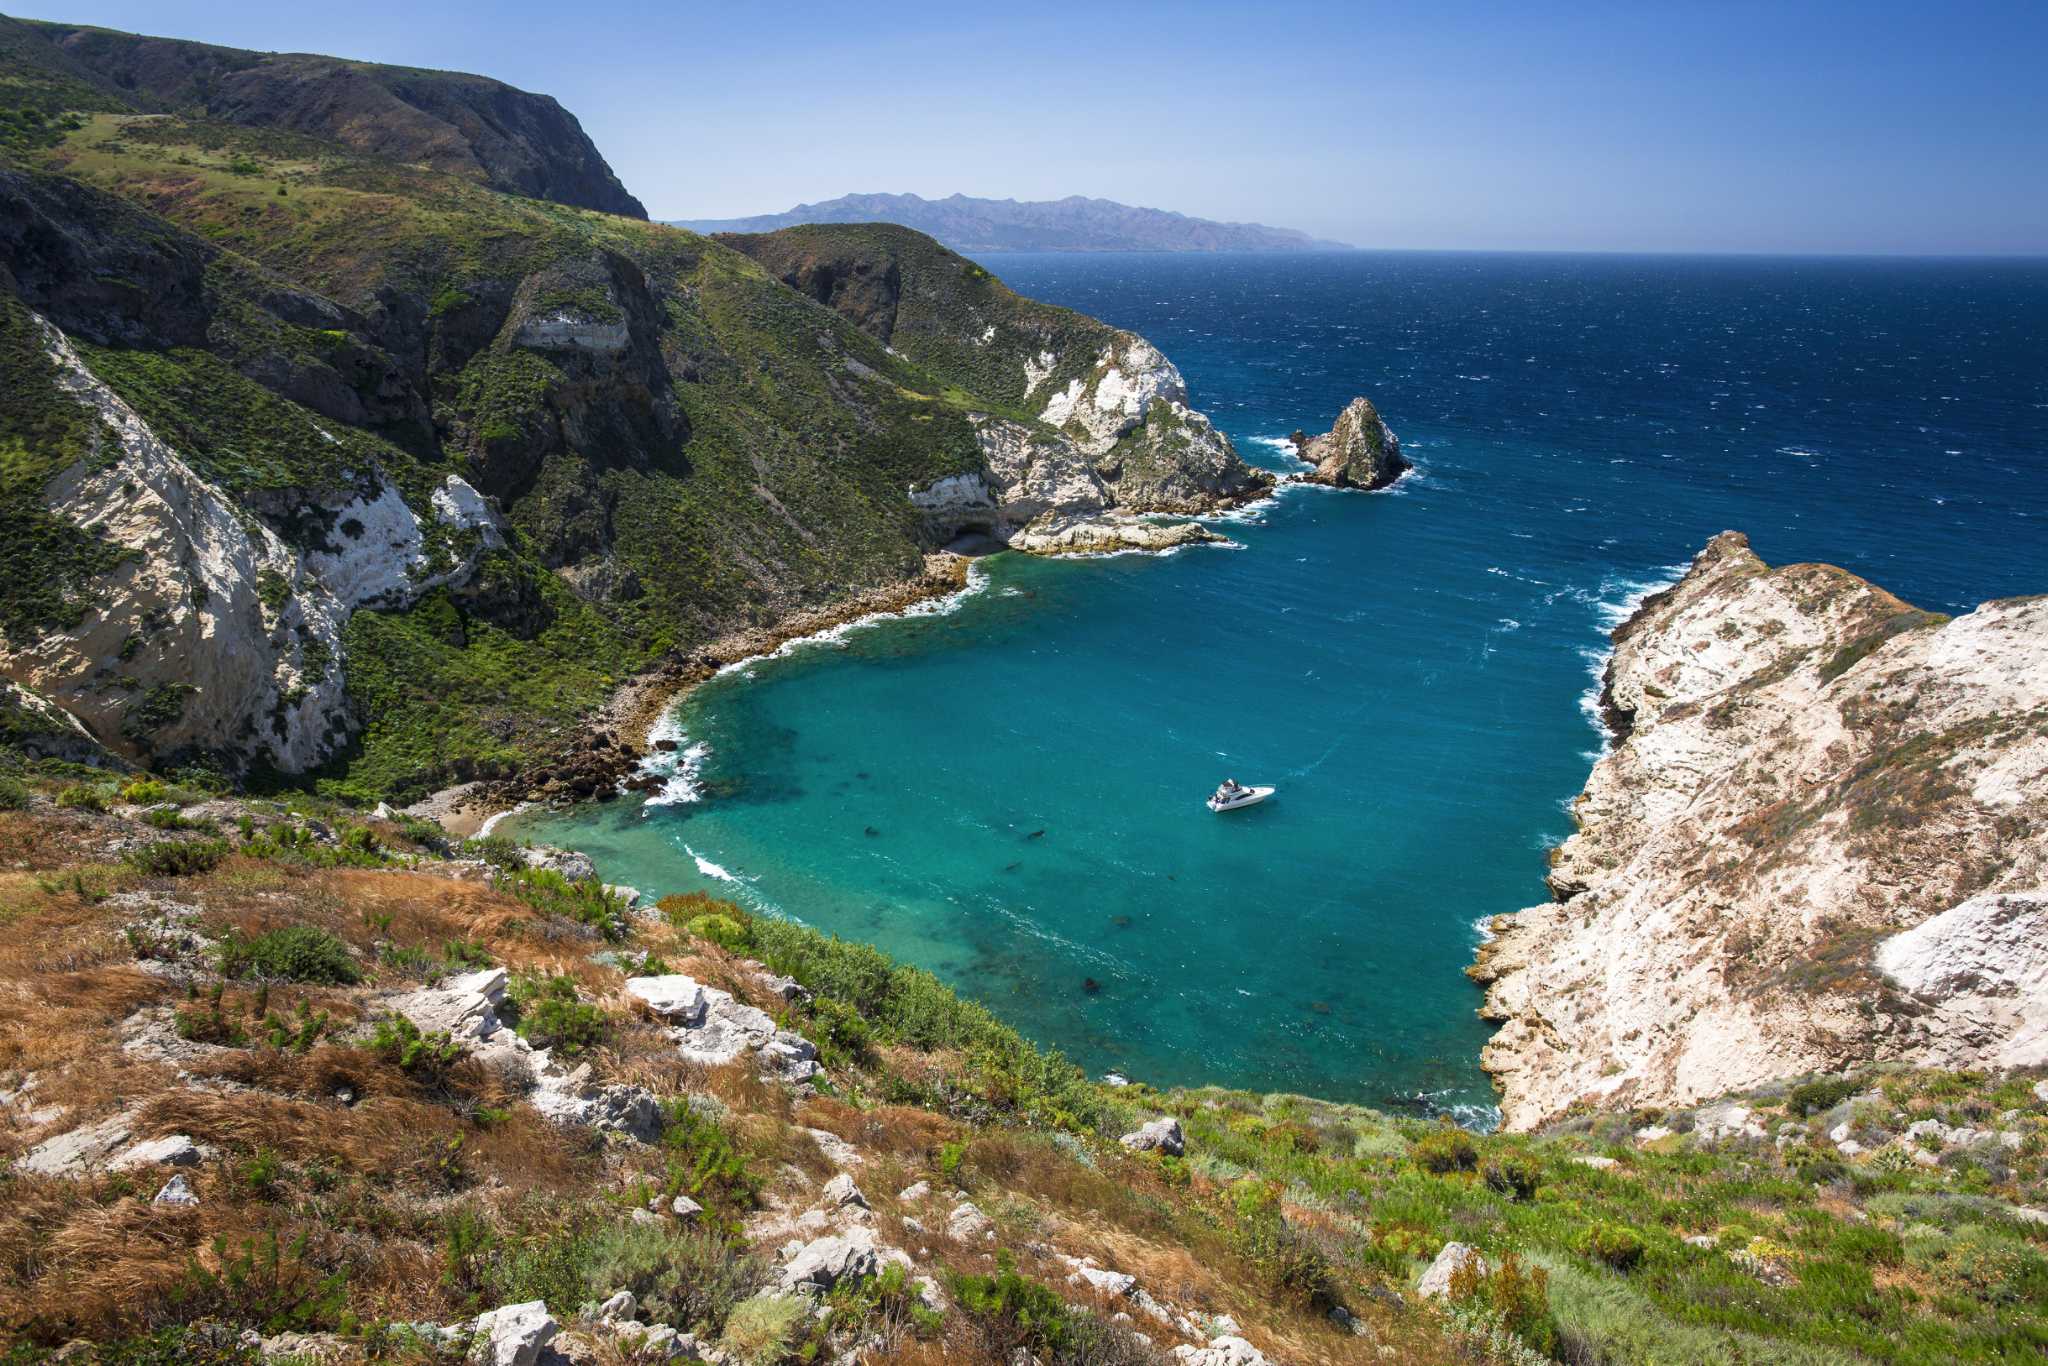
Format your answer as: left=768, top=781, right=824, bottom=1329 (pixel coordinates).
left=1288, top=396, right=1408, bottom=490
left=1119, top=1117, right=1185, bottom=1156
left=1171, top=1335, right=1272, bottom=1366
left=947, top=1201, right=994, bottom=1241
left=780, top=1229, right=880, bottom=1293
left=13, top=1111, right=137, bottom=1175
left=1416, top=1241, right=1487, bottom=1299
left=469, top=1301, right=558, bottom=1366
left=0, top=313, right=496, bottom=773
left=1472, top=532, right=2048, bottom=1129
left=109, top=1133, right=209, bottom=1171
left=1874, top=892, right=2048, bottom=1067
left=625, top=974, right=709, bottom=1025
left=520, top=845, right=598, bottom=883
left=154, top=1173, right=200, bottom=1206
left=1007, top=516, right=1224, bottom=557
left=822, top=1173, right=868, bottom=1210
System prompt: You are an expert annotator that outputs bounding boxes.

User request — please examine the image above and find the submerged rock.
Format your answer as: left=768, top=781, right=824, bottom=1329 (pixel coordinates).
left=1289, top=395, right=1408, bottom=490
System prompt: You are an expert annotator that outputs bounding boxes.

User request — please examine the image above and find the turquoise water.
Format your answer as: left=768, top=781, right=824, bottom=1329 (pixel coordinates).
left=522, top=253, right=2048, bottom=1122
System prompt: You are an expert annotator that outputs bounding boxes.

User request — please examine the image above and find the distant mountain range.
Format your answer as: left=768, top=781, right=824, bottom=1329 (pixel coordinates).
left=672, top=192, right=1351, bottom=253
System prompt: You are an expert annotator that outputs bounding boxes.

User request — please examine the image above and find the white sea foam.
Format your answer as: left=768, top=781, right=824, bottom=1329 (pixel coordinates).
left=1572, top=564, right=1688, bottom=746
left=712, top=561, right=990, bottom=679
left=476, top=803, right=528, bottom=838
left=684, top=844, right=740, bottom=883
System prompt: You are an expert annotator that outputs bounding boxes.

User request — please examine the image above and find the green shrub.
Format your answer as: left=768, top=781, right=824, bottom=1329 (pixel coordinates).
left=1573, top=1221, right=1647, bottom=1271
left=1449, top=1251, right=1557, bottom=1357
left=370, top=1013, right=465, bottom=1079
left=1412, top=1127, right=1480, bottom=1174
left=176, top=982, right=248, bottom=1046
left=687, top=912, right=755, bottom=954
left=170, top=1230, right=346, bottom=1334
left=56, top=783, right=110, bottom=811
left=1482, top=1155, right=1542, bottom=1200
left=719, top=1292, right=810, bottom=1365
left=660, top=1099, right=756, bottom=1211
left=1785, top=1076, right=1861, bottom=1116
left=461, top=833, right=525, bottom=871
left=949, top=1252, right=1158, bottom=1364
left=503, top=869, right=628, bottom=940
left=503, top=973, right=607, bottom=1054
left=127, top=838, right=229, bottom=876
left=120, top=778, right=168, bottom=804
left=0, top=774, right=32, bottom=809
left=218, top=926, right=359, bottom=984
left=1226, top=1179, right=1336, bottom=1305
left=576, top=1220, right=766, bottom=1337
left=1906, top=1226, right=2048, bottom=1305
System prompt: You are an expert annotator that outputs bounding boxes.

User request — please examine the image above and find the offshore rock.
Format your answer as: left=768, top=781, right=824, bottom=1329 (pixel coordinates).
left=1473, top=531, right=2048, bottom=1129
left=1288, top=396, right=1408, bottom=490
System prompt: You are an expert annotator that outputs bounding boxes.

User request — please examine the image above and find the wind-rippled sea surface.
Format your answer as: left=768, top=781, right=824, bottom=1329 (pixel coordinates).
left=523, top=252, right=2048, bottom=1123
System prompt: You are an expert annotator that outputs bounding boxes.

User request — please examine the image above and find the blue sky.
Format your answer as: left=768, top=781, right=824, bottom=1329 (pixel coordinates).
left=13, top=0, right=2047, bottom=253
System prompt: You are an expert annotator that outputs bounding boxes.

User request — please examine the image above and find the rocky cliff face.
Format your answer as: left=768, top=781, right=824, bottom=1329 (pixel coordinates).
left=0, top=62, right=1269, bottom=792
left=1472, top=532, right=2048, bottom=1130
left=727, top=223, right=1273, bottom=540
left=1288, top=396, right=1408, bottom=490
left=10, top=17, right=646, bottom=217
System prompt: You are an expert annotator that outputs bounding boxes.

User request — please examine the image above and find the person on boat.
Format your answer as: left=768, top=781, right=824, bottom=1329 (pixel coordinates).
left=1217, top=779, right=1242, bottom=800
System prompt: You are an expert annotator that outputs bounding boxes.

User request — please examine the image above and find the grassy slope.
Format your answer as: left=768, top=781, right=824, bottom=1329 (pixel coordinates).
left=722, top=221, right=1113, bottom=411
left=0, top=785, right=2041, bottom=1364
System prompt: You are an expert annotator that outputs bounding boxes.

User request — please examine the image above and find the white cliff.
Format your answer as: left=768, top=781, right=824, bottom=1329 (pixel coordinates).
left=0, top=311, right=500, bottom=771
left=1473, top=531, right=2048, bottom=1130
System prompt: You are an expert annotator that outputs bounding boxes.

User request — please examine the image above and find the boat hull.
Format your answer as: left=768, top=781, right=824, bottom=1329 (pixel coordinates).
left=1206, top=785, right=1275, bottom=813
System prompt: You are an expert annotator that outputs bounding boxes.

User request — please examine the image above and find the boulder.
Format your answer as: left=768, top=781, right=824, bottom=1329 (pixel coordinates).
left=947, top=1201, right=994, bottom=1241
left=13, top=1111, right=137, bottom=1175
left=670, top=1195, right=703, bottom=1220
left=1118, top=1117, right=1185, bottom=1157
left=594, top=1290, right=635, bottom=1322
left=822, top=1173, right=868, bottom=1210
left=469, top=1301, right=558, bottom=1366
left=898, top=1180, right=931, bottom=1202
left=520, top=846, right=597, bottom=882
left=1068, top=1265, right=1136, bottom=1297
left=780, top=1229, right=880, bottom=1293
left=624, top=975, right=709, bottom=1025
left=1171, top=1336, right=1271, bottom=1366
left=1416, top=1241, right=1488, bottom=1299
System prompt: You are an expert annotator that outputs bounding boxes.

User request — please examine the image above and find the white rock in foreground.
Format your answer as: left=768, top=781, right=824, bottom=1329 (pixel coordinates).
left=1119, top=1117, right=1185, bottom=1156
left=1416, top=1241, right=1488, bottom=1299
left=469, top=1300, right=558, bottom=1366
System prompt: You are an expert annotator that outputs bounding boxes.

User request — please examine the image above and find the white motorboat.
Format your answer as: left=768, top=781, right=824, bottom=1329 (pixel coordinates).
left=1207, top=782, right=1274, bottom=813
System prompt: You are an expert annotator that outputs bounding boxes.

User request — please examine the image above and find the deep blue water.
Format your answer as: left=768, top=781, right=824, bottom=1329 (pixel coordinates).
left=524, top=252, right=2048, bottom=1123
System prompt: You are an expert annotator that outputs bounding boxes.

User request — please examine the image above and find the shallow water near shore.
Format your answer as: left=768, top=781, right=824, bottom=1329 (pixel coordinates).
left=520, top=252, right=2048, bottom=1122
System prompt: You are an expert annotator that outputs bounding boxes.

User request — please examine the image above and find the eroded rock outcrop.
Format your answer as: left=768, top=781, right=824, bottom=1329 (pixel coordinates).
left=1288, top=396, right=1408, bottom=490
left=1472, top=532, right=2048, bottom=1130
left=0, top=313, right=500, bottom=770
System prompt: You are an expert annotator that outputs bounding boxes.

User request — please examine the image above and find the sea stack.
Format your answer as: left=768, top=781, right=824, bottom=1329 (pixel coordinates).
left=1288, top=395, right=1410, bottom=490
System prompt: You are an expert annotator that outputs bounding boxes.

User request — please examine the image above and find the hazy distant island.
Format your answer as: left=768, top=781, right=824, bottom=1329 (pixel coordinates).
left=672, top=191, right=1352, bottom=253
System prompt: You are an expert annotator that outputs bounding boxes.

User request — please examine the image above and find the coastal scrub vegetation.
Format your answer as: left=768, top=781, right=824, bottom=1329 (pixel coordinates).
left=0, top=782, right=2042, bottom=1363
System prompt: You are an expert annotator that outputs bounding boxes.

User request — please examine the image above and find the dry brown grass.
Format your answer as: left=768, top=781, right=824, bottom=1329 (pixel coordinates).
left=798, top=1098, right=960, bottom=1165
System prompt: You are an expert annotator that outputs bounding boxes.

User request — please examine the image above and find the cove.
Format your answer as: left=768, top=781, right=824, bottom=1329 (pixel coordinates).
left=518, top=252, right=2048, bottom=1123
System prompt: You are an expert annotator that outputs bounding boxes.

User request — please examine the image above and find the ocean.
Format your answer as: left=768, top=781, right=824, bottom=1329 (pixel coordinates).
left=518, top=251, right=2048, bottom=1125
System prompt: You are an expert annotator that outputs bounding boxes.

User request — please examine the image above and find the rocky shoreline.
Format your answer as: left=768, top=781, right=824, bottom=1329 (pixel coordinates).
left=1472, top=531, right=2048, bottom=1130
left=414, top=555, right=977, bottom=830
